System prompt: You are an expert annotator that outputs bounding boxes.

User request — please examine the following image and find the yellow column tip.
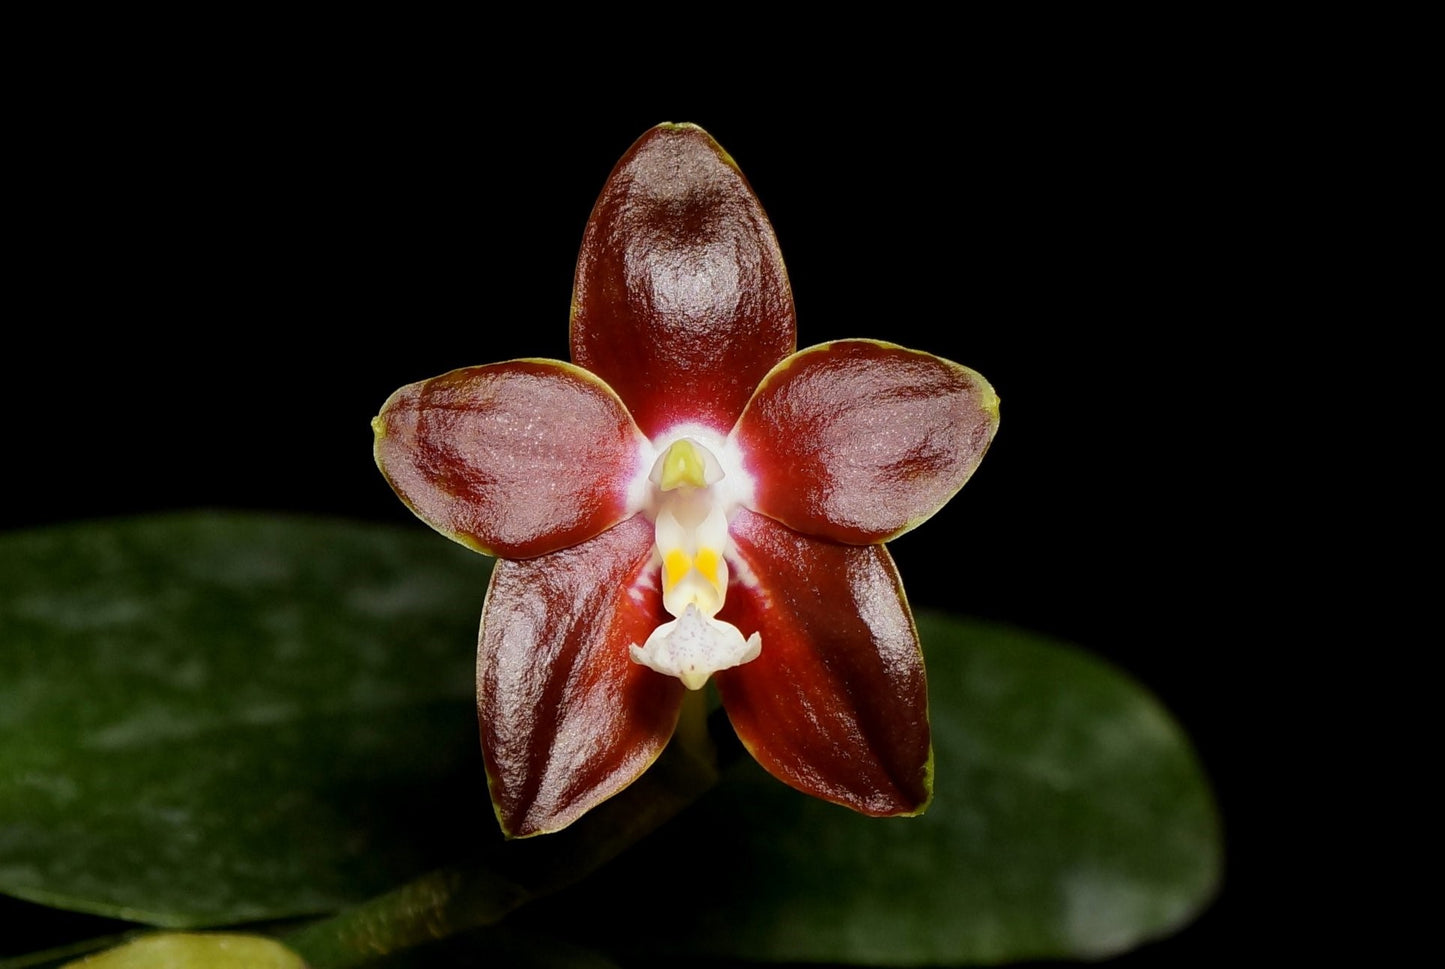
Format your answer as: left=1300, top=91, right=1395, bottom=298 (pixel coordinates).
left=659, top=439, right=708, bottom=490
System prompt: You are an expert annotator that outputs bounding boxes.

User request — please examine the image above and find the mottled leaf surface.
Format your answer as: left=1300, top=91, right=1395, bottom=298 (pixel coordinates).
left=0, top=514, right=491, bottom=926
left=0, top=515, right=1220, bottom=965
left=533, top=614, right=1223, bottom=966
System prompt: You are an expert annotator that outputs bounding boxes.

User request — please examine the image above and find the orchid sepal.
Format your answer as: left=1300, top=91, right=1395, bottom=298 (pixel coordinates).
left=570, top=123, right=797, bottom=440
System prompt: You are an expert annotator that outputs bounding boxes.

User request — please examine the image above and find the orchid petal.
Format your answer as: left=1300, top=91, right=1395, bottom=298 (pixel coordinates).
left=714, top=509, right=931, bottom=816
left=734, top=340, right=1000, bottom=545
left=478, top=515, right=684, bottom=837
left=373, top=360, right=647, bottom=560
left=570, top=123, right=797, bottom=439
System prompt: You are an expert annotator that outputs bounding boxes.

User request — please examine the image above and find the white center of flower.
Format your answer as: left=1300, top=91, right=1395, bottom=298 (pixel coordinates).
left=628, top=436, right=760, bottom=690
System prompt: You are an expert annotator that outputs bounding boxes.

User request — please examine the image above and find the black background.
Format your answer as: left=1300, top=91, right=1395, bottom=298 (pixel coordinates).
left=5, top=56, right=1273, bottom=963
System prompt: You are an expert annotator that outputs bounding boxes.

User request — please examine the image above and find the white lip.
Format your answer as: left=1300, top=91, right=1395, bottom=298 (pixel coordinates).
left=625, top=429, right=764, bottom=688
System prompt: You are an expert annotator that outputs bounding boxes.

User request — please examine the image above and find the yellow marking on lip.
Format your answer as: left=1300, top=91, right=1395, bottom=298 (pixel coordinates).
left=659, top=439, right=707, bottom=491
left=663, top=549, right=691, bottom=592
left=694, top=547, right=721, bottom=587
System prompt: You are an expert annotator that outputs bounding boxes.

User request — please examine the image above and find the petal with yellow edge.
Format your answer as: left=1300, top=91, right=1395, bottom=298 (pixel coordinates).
left=714, top=508, right=931, bottom=816
left=733, top=340, right=1000, bottom=545
left=570, top=123, right=797, bottom=439
left=373, top=360, right=647, bottom=560
left=478, top=516, right=684, bottom=837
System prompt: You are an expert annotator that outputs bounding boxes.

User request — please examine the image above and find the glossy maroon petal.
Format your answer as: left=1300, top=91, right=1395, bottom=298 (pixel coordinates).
left=570, top=123, right=796, bottom=439
left=714, top=509, right=931, bottom=816
left=734, top=340, right=1000, bottom=545
left=373, top=360, right=646, bottom=559
left=478, top=515, right=683, bottom=837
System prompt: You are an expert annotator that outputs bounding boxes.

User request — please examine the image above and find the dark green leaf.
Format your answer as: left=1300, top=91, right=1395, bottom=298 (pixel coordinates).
left=531, top=614, right=1222, bottom=965
left=0, top=514, right=492, bottom=927
left=1, top=514, right=1220, bottom=965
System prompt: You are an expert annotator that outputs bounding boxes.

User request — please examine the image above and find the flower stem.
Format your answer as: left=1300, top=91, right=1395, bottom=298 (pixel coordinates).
left=673, top=685, right=716, bottom=765
left=282, top=731, right=718, bottom=968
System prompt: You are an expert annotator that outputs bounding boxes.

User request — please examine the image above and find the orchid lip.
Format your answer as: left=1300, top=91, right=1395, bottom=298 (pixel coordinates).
left=627, top=432, right=761, bottom=687
left=629, top=602, right=762, bottom=691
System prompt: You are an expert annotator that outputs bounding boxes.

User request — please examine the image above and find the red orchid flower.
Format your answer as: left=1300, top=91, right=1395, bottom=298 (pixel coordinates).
left=372, top=124, right=999, bottom=837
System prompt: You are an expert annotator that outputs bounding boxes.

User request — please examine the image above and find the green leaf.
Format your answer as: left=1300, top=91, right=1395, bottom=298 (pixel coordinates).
left=529, top=614, right=1223, bottom=965
left=1, top=513, right=1220, bottom=965
left=56, top=933, right=305, bottom=969
left=0, top=514, right=492, bottom=927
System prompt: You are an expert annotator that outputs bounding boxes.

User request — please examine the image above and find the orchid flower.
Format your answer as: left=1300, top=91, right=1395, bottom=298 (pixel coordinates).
left=372, top=124, right=999, bottom=838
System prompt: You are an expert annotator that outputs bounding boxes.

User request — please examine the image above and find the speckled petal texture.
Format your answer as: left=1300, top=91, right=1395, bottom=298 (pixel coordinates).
left=714, top=509, right=931, bottom=816
left=734, top=340, right=1000, bottom=545
left=477, top=516, right=684, bottom=837
left=373, top=360, right=646, bottom=559
left=570, top=124, right=797, bottom=439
